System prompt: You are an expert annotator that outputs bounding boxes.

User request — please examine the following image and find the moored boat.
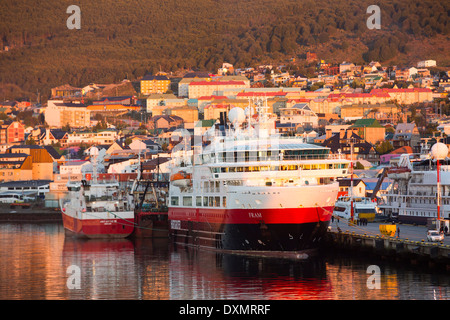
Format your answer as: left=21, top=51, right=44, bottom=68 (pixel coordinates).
left=168, top=99, right=351, bottom=255
left=60, top=147, right=136, bottom=238
left=333, top=195, right=377, bottom=222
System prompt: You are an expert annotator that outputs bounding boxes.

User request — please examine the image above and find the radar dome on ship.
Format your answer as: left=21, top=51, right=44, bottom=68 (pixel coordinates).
left=228, top=107, right=245, bottom=125
left=90, top=146, right=99, bottom=157
left=431, top=142, right=448, bottom=160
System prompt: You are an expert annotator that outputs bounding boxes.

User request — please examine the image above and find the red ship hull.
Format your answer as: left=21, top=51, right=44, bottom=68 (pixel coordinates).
left=168, top=206, right=333, bottom=252
left=62, top=211, right=135, bottom=239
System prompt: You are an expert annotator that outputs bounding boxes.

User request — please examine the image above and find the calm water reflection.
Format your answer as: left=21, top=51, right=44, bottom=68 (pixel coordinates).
left=0, top=223, right=448, bottom=300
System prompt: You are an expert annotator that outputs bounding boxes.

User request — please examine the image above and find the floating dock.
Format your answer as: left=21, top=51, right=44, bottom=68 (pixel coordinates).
left=323, top=220, right=450, bottom=270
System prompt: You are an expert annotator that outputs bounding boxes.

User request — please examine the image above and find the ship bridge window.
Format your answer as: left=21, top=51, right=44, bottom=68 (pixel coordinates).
left=222, top=196, right=226, bottom=207
left=183, top=196, right=192, bottom=206
left=214, top=196, right=220, bottom=207
left=215, top=181, right=220, bottom=192
left=229, top=167, right=236, bottom=173
left=171, top=196, right=179, bottom=206
left=203, top=196, right=208, bottom=207
left=196, top=196, right=202, bottom=206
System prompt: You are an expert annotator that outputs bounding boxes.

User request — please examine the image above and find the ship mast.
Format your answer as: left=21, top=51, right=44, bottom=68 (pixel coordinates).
left=350, top=137, right=354, bottom=224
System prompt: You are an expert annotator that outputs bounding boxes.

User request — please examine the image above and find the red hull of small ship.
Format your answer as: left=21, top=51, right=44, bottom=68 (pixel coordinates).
left=62, top=211, right=135, bottom=239
left=168, top=206, right=333, bottom=252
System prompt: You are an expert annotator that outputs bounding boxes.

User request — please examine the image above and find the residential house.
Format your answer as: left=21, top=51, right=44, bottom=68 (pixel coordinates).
left=66, top=129, right=118, bottom=146
left=146, top=93, right=184, bottom=113
left=178, top=73, right=211, bottom=98
left=321, top=128, right=379, bottom=164
left=391, top=123, right=421, bottom=152
left=337, top=178, right=367, bottom=197
left=349, top=119, right=385, bottom=145
left=148, top=115, right=183, bottom=131
left=167, top=106, right=199, bottom=127
left=51, top=84, right=82, bottom=98
left=45, top=100, right=90, bottom=128
left=93, top=96, right=133, bottom=105
left=87, top=104, right=140, bottom=117
left=0, top=121, right=24, bottom=145
left=106, top=140, right=130, bottom=156
left=28, top=128, right=69, bottom=146
left=0, top=153, right=32, bottom=182
left=188, top=81, right=248, bottom=99
left=339, top=62, right=355, bottom=74
left=339, top=103, right=400, bottom=122
left=197, top=95, right=229, bottom=113
left=417, top=60, right=436, bottom=68
left=129, top=138, right=161, bottom=152
left=279, top=104, right=319, bottom=128
left=6, top=145, right=54, bottom=181
left=204, top=104, right=239, bottom=121
left=218, top=63, right=234, bottom=75
left=370, top=88, right=433, bottom=104
left=140, top=74, right=171, bottom=95
left=43, top=145, right=65, bottom=173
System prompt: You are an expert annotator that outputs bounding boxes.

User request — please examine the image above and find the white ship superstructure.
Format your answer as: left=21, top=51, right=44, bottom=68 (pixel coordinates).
left=168, top=99, right=350, bottom=252
left=378, top=145, right=450, bottom=225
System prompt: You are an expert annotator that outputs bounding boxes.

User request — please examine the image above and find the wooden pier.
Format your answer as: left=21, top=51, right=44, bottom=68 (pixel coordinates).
left=323, top=220, right=450, bottom=270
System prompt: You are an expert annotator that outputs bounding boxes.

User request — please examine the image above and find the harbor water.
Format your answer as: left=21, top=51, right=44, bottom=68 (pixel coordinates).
left=0, top=222, right=449, bottom=301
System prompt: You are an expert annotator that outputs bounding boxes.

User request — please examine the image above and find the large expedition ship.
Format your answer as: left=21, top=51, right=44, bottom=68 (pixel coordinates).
left=378, top=142, right=450, bottom=229
left=168, top=99, right=350, bottom=254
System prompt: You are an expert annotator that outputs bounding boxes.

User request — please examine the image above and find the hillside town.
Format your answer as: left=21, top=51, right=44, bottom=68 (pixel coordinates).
left=0, top=55, right=449, bottom=207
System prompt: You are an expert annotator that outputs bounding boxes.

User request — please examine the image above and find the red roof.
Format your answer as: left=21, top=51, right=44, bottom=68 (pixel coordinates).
left=371, top=88, right=432, bottom=94
left=197, top=95, right=228, bottom=100
left=328, top=92, right=390, bottom=99
left=236, top=92, right=286, bottom=97
left=288, top=98, right=311, bottom=103
left=190, top=81, right=245, bottom=86
left=204, top=104, right=232, bottom=109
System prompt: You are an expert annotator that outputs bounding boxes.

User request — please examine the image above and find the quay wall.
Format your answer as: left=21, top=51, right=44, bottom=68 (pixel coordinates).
left=0, top=204, right=62, bottom=222
left=323, top=230, right=450, bottom=270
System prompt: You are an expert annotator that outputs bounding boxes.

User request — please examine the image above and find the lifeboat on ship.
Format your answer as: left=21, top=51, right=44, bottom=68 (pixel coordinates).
left=387, top=167, right=411, bottom=180
left=170, top=171, right=192, bottom=188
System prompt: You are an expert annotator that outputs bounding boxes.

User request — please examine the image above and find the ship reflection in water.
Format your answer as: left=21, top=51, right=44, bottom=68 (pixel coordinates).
left=0, top=223, right=448, bottom=300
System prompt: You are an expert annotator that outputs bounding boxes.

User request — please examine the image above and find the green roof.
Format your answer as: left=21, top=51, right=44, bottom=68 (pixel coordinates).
left=195, top=119, right=216, bottom=127
left=350, top=118, right=383, bottom=128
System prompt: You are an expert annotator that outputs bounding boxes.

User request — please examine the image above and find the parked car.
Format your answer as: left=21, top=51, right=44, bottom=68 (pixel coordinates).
left=427, top=230, right=444, bottom=242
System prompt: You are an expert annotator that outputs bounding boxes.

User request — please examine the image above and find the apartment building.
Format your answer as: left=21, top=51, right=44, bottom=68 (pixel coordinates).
left=140, top=75, right=171, bottom=95
left=45, top=100, right=90, bottom=128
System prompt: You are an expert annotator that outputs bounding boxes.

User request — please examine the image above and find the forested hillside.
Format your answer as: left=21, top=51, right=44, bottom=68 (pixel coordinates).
left=0, top=0, right=448, bottom=101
